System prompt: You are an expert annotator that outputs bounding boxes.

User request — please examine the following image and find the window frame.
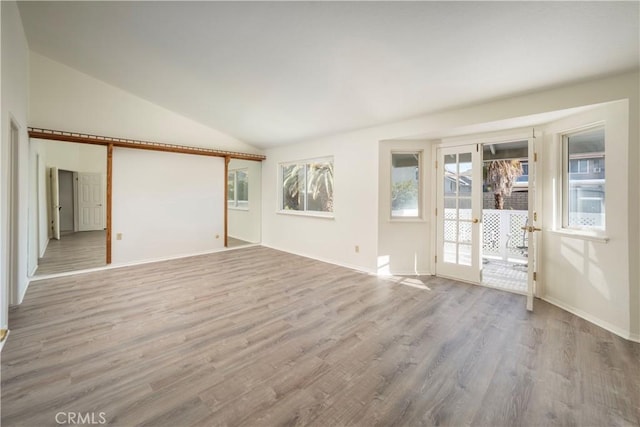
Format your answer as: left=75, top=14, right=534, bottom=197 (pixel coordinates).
left=390, top=150, right=423, bottom=220
left=560, top=124, right=606, bottom=234
left=227, top=168, right=249, bottom=210
left=278, top=156, right=334, bottom=218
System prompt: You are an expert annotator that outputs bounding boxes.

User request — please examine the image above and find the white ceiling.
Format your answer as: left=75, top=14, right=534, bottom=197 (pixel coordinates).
left=17, top=1, right=639, bottom=149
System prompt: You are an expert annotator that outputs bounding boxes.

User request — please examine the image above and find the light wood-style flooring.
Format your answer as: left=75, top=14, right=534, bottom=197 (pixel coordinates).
left=227, top=236, right=252, bottom=248
left=3, top=246, right=639, bottom=426
left=35, top=230, right=106, bottom=276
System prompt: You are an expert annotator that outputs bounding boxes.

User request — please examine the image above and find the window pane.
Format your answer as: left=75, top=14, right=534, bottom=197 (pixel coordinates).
left=306, top=161, right=334, bottom=212
left=458, top=222, right=472, bottom=244
left=227, top=171, right=235, bottom=202
left=280, top=158, right=334, bottom=214
left=282, top=164, right=304, bottom=211
left=458, top=244, right=472, bottom=266
left=458, top=153, right=472, bottom=175
left=443, top=242, right=456, bottom=263
left=444, top=154, right=457, bottom=196
left=458, top=198, right=472, bottom=220
left=236, top=170, right=248, bottom=203
left=567, top=127, right=605, bottom=229
left=444, top=220, right=457, bottom=242
left=392, top=152, right=420, bottom=217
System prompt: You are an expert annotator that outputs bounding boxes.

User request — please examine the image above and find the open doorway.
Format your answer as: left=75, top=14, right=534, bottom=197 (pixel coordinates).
left=58, top=170, right=74, bottom=233
left=30, top=140, right=107, bottom=276
left=481, top=140, right=529, bottom=293
left=226, top=159, right=261, bottom=248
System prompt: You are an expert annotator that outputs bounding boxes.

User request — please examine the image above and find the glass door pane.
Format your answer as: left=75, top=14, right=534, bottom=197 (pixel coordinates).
left=442, top=152, right=474, bottom=266
left=437, top=145, right=481, bottom=283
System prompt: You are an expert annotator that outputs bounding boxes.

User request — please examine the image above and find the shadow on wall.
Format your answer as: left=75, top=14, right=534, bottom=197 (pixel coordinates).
left=560, top=238, right=610, bottom=301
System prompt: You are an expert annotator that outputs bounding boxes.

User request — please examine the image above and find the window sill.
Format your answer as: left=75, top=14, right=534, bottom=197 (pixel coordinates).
left=277, top=210, right=334, bottom=220
left=549, top=228, right=609, bottom=243
left=389, top=217, right=427, bottom=223
left=228, top=206, right=249, bottom=211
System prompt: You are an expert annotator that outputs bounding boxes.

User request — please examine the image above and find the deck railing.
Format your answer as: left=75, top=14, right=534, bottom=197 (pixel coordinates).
left=482, top=209, right=528, bottom=261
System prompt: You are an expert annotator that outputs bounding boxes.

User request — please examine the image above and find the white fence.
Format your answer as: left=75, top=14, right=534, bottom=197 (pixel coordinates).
left=568, top=212, right=604, bottom=228
left=482, top=209, right=528, bottom=261
left=443, top=209, right=603, bottom=262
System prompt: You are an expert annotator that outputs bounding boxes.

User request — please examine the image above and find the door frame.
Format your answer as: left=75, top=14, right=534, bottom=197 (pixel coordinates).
left=50, top=166, right=61, bottom=241
left=7, top=119, right=21, bottom=307
left=430, top=129, right=543, bottom=302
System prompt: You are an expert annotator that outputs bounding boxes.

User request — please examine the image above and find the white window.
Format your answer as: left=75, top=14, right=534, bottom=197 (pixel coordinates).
left=280, top=157, right=334, bottom=215
left=391, top=151, right=421, bottom=218
left=563, top=126, right=605, bottom=230
left=228, top=169, right=248, bottom=209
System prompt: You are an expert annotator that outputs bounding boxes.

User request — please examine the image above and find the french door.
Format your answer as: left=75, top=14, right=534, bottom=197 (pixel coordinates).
left=525, top=138, right=538, bottom=310
left=436, top=145, right=482, bottom=283
left=436, top=140, right=538, bottom=311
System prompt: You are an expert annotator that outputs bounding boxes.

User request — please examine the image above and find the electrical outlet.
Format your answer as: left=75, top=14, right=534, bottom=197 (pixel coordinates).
left=116, top=233, right=123, bottom=240
left=355, top=245, right=360, bottom=253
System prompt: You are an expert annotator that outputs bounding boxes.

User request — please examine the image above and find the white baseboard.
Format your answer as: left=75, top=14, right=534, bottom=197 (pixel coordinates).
left=542, top=295, right=638, bottom=343
left=28, top=245, right=259, bottom=282
left=260, top=243, right=376, bottom=275
left=379, top=269, right=432, bottom=276
left=109, top=247, right=231, bottom=269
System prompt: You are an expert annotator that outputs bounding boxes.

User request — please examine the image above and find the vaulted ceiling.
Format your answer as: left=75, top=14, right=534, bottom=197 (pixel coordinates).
left=17, top=1, right=640, bottom=148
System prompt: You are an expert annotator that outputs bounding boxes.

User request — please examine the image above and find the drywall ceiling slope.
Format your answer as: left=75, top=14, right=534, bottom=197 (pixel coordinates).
left=18, top=1, right=640, bottom=148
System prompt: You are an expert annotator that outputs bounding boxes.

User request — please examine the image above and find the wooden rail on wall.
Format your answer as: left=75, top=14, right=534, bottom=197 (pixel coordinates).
left=30, top=127, right=265, bottom=265
left=224, top=156, right=230, bottom=248
left=28, top=128, right=266, bottom=162
left=106, top=144, right=113, bottom=265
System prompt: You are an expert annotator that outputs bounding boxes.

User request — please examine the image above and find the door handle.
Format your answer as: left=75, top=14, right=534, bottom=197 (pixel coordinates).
left=521, top=225, right=542, bottom=232
left=472, top=218, right=479, bottom=224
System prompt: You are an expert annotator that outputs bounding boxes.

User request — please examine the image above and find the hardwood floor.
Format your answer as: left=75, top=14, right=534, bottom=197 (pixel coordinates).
left=3, top=246, right=639, bottom=426
left=227, top=236, right=252, bottom=248
left=35, top=230, right=106, bottom=275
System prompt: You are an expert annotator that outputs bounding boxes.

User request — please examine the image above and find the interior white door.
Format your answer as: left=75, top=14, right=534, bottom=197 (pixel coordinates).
left=525, top=137, right=539, bottom=311
left=77, top=173, right=104, bottom=231
left=436, top=145, right=483, bottom=283
left=50, top=166, right=61, bottom=240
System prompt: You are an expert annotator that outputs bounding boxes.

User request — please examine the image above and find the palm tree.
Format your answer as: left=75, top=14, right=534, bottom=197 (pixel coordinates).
left=282, top=164, right=304, bottom=210
left=486, top=160, right=523, bottom=209
left=307, top=162, right=334, bottom=212
left=282, top=162, right=334, bottom=211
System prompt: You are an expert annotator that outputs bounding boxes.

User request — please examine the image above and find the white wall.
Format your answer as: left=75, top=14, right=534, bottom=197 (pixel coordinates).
left=540, top=101, right=631, bottom=339
left=112, top=148, right=225, bottom=265
left=29, top=52, right=261, bottom=155
left=1, top=1, right=29, bottom=321
left=378, top=140, right=432, bottom=275
left=227, top=159, right=261, bottom=243
left=40, top=139, right=106, bottom=173
left=262, top=71, right=639, bottom=340
left=262, top=137, right=378, bottom=272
